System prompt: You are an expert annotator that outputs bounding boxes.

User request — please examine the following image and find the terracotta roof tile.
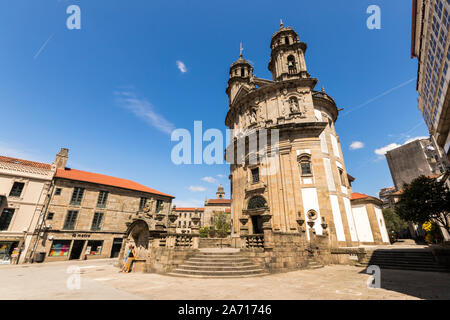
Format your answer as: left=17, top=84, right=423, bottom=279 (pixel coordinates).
left=0, top=155, right=51, bottom=170
left=55, top=168, right=174, bottom=198
left=206, top=199, right=232, bottom=205
left=174, top=207, right=205, bottom=212
left=351, top=192, right=382, bottom=202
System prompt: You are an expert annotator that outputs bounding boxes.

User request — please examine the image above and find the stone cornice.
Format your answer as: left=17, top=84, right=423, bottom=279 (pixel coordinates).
left=226, top=77, right=318, bottom=126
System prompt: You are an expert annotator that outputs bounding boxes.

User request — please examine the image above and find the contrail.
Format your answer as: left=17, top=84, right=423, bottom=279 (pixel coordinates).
left=33, top=33, right=54, bottom=60
left=342, top=77, right=416, bottom=117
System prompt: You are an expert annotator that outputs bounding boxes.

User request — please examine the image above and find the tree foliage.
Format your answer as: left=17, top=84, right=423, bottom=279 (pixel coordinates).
left=382, top=208, right=408, bottom=234
left=212, top=211, right=231, bottom=238
left=395, top=175, right=450, bottom=234
left=199, top=226, right=210, bottom=238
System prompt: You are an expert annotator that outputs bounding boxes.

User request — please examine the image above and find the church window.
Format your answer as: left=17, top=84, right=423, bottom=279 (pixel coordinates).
left=338, top=168, right=346, bottom=186
left=287, top=55, right=296, bottom=74
left=241, top=68, right=245, bottom=77
left=297, top=154, right=312, bottom=176
left=251, top=167, right=260, bottom=183
left=285, top=36, right=290, bottom=45
left=247, top=196, right=267, bottom=210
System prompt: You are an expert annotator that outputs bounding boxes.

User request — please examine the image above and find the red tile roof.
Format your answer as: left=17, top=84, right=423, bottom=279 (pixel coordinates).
left=206, top=199, right=232, bottom=205
left=175, top=207, right=205, bottom=212
left=351, top=192, right=382, bottom=202
left=0, top=155, right=52, bottom=170
left=56, top=168, right=174, bottom=198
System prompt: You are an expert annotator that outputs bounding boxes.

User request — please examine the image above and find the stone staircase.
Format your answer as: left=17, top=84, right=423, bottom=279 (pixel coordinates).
left=357, top=249, right=450, bottom=273
left=167, top=249, right=269, bottom=278
left=306, top=260, right=324, bottom=270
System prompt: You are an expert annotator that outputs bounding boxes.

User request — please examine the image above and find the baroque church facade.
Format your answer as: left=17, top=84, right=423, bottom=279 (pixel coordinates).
left=226, top=23, right=389, bottom=248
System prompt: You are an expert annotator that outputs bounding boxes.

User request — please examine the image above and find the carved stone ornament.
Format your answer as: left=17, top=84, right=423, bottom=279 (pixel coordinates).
left=307, top=209, right=318, bottom=221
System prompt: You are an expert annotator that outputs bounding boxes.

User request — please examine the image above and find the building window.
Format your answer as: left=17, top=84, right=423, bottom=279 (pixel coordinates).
left=0, top=209, right=15, bottom=231
left=86, top=240, right=103, bottom=255
left=9, top=182, right=25, bottom=197
left=70, top=187, right=84, bottom=205
left=247, top=196, right=267, bottom=210
left=178, top=221, right=181, bottom=228
left=55, top=188, right=62, bottom=196
left=285, top=36, right=290, bottom=45
left=155, top=200, right=164, bottom=213
left=49, top=240, right=71, bottom=257
left=251, top=167, right=260, bottom=183
left=63, top=210, right=78, bottom=230
left=338, top=168, right=346, bottom=186
left=47, top=212, right=54, bottom=220
left=287, top=55, right=296, bottom=74
left=298, top=154, right=312, bottom=176
left=97, top=191, right=108, bottom=208
left=91, top=212, right=104, bottom=231
left=139, top=197, right=147, bottom=211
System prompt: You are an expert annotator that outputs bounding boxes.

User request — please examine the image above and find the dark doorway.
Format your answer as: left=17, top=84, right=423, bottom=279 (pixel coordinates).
left=69, top=240, right=85, bottom=260
left=110, top=238, right=123, bottom=258
left=251, top=215, right=263, bottom=234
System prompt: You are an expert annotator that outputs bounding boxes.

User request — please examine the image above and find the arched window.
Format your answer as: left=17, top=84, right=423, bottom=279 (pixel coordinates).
left=297, top=154, right=312, bottom=176
left=287, top=55, right=296, bottom=74
left=285, top=36, right=290, bottom=45
left=247, top=196, right=267, bottom=210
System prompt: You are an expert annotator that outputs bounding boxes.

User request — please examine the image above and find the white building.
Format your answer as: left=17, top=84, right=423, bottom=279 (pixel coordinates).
left=0, top=149, right=65, bottom=263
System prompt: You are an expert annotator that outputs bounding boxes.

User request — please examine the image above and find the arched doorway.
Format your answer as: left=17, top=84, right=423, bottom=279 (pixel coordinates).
left=124, top=220, right=150, bottom=259
left=247, top=196, right=267, bottom=234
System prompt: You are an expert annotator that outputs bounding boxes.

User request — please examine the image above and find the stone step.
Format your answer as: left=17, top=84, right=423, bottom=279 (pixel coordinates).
left=183, top=261, right=255, bottom=267
left=357, top=264, right=449, bottom=273
left=171, top=268, right=267, bottom=276
left=177, top=264, right=262, bottom=271
left=361, top=257, right=436, bottom=263
left=166, top=272, right=271, bottom=279
left=188, top=257, right=250, bottom=263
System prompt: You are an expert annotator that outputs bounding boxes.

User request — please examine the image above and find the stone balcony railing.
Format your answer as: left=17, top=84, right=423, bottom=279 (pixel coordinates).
left=243, top=234, right=265, bottom=248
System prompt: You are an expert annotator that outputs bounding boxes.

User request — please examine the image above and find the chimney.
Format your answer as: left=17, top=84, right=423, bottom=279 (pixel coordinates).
left=53, top=148, right=69, bottom=169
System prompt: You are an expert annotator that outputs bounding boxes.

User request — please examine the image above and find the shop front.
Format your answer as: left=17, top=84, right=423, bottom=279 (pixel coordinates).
left=41, top=231, right=124, bottom=262
left=0, top=237, right=23, bottom=265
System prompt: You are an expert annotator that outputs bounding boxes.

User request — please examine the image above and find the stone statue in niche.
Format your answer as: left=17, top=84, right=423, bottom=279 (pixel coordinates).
left=249, top=107, right=257, bottom=125
left=143, top=199, right=154, bottom=219
left=289, top=97, right=300, bottom=114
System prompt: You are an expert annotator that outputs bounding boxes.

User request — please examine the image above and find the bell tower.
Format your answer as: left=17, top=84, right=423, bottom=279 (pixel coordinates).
left=268, top=20, right=309, bottom=81
left=226, top=46, right=254, bottom=107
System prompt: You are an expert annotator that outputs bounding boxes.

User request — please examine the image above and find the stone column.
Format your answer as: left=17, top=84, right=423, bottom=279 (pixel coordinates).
left=239, top=215, right=249, bottom=248
left=191, top=209, right=201, bottom=249
left=167, top=205, right=179, bottom=248
left=261, top=213, right=273, bottom=250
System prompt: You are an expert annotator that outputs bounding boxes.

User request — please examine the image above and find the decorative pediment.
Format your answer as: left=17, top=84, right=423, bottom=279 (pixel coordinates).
left=232, top=86, right=251, bottom=105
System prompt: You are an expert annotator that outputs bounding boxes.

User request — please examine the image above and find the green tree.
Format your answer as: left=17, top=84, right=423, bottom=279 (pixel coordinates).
left=199, top=226, right=210, bottom=238
left=382, top=208, right=408, bottom=234
left=213, top=211, right=231, bottom=238
left=395, top=175, right=450, bottom=235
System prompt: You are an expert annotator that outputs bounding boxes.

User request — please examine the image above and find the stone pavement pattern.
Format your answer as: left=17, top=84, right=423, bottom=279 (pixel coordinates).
left=0, top=259, right=449, bottom=300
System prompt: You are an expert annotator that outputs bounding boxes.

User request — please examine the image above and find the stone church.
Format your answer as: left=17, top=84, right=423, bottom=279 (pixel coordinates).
left=225, top=22, right=389, bottom=248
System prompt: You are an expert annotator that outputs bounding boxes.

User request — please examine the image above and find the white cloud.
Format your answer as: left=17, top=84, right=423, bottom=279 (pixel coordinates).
left=217, top=174, right=226, bottom=178
left=349, top=141, right=364, bottom=150
left=374, top=135, right=430, bottom=156
left=176, top=60, right=187, bottom=73
left=173, top=199, right=204, bottom=208
left=201, top=176, right=217, bottom=184
left=188, top=186, right=206, bottom=192
left=115, top=90, right=175, bottom=135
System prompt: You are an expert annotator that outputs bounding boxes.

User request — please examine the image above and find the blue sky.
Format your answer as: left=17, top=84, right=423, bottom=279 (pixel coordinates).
left=0, top=0, right=427, bottom=207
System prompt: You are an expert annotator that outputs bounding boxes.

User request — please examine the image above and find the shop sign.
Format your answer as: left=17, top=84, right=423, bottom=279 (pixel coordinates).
left=71, top=233, right=91, bottom=238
